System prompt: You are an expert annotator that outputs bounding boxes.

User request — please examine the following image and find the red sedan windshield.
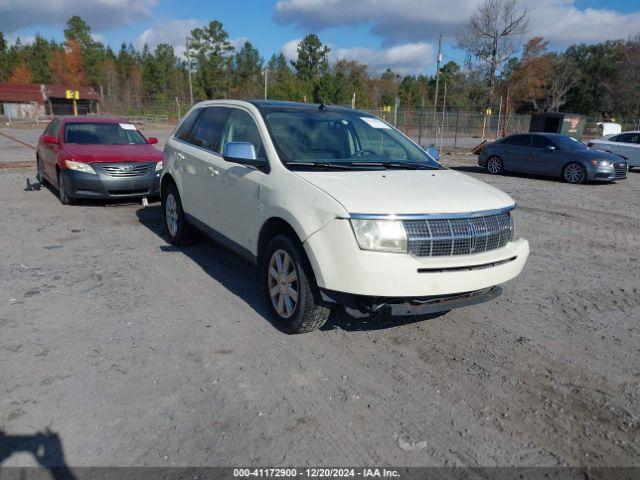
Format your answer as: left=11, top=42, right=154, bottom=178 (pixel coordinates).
left=64, top=122, right=146, bottom=145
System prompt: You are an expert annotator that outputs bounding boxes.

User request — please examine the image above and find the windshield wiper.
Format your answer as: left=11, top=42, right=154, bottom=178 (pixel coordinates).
left=349, top=162, right=438, bottom=170
left=285, top=161, right=353, bottom=170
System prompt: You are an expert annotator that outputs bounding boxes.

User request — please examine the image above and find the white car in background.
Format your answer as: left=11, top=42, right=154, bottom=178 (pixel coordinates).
left=588, top=131, right=640, bottom=169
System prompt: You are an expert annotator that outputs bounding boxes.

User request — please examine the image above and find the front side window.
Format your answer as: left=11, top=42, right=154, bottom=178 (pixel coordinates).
left=531, top=136, right=552, bottom=148
left=45, top=119, right=60, bottom=138
left=190, top=107, right=230, bottom=151
left=260, top=108, right=440, bottom=169
left=219, top=109, right=265, bottom=158
left=64, top=122, right=146, bottom=145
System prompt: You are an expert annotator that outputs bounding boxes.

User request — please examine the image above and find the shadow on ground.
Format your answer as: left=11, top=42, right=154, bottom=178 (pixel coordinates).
left=136, top=205, right=444, bottom=333
left=0, top=428, right=76, bottom=479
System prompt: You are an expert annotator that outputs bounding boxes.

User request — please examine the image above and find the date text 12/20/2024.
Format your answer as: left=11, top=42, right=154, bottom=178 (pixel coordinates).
left=233, top=469, right=400, bottom=478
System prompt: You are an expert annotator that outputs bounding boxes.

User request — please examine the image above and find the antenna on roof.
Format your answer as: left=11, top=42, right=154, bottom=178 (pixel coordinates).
left=319, top=102, right=327, bottom=111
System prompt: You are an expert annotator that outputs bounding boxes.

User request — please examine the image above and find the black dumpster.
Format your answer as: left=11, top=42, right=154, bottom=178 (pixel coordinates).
left=529, top=113, right=585, bottom=139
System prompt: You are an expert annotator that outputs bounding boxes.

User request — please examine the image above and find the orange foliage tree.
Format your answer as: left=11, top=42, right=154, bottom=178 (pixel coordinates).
left=8, top=62, right=33, bottom=84
left=50, top=38, right=87, bottom=86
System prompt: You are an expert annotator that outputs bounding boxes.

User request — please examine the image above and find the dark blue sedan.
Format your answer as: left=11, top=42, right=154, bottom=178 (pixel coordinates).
left=478, top=133, right=628, bottom=183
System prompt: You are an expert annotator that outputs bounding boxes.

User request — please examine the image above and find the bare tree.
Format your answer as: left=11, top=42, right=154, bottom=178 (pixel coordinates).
left=534, top=55, right=581, bottom=112
left=457, top=0, right=529, bottom=108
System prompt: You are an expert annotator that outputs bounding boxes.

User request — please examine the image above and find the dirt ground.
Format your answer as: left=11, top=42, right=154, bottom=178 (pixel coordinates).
left=0, top=134, right=639, bottom=467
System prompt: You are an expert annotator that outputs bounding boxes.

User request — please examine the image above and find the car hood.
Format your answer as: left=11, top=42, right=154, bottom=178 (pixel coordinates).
left=293, top=168, right=515, bottom=215
left=62, top=144, right=163, bottom=163
left=583, top=149, right=627, bottom=162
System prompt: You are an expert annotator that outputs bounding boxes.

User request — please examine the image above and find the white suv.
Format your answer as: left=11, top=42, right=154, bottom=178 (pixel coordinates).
left=161, top=100, right=529, bottom=333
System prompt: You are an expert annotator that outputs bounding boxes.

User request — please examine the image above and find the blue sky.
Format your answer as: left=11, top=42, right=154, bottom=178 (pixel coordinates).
left=2, top=0, right=640, bottom=75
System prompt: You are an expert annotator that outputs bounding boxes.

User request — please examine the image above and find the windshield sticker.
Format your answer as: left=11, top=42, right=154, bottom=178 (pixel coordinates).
left=360, top=117, right=390, bottom=129
left=119, top=123, right=137, bottom=130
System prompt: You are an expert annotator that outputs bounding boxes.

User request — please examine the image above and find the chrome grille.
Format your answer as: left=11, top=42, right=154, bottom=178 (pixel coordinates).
left=614, top=162, right=628, bottom=179
left=99, top=163, right=152, bottom=177
left=403, top=212, right=513, bottom=257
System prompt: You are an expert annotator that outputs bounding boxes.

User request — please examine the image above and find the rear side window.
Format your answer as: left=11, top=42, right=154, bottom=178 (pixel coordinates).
left=505, top=135, right=530, bottom=146
left=531, top=136, right=553, bottom=148
left=612, top=133, right=639, bottom=144
left=175, top=109, right=202, bottom=142
left=190, top=107, right=231, bottom=151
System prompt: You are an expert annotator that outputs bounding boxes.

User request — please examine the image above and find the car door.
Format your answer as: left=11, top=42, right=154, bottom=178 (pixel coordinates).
left=529, top=135, right=561, bottom=176
left=606, top=133, right=639, bottom=162
left=176, top=107, right=231, bottom=224
left=40, top=119, right=61, bottom=181
left=207, top=108, right=269, bottom=250
left=502, top=134, right=532, bottom=172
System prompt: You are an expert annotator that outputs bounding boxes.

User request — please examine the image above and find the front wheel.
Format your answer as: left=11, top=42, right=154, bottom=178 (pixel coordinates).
left=263, top=235, right=330, bottom=334
left=57, top=170, right=72, bottom=205
left=486, top=156, right=504, bottom=175
left=37, top=157, right=48, bottom=186
left=161, top=183, right=198, bottom=245
left=563, top=162, right=585, bottom=184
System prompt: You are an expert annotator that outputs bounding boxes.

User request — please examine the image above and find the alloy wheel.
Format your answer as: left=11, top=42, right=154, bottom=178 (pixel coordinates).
left=487, top=157, right=502, bottom=174
left=165, top=193, right=179, bottom=237
left=267, top=249, right=299, bottom=319
left=564, top=164, right=584, bottom=183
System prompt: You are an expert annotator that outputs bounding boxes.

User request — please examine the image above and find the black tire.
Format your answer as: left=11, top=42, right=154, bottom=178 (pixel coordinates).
left=263, top=234, right=330, bottom=334
left=562, top=162, right=586, bottom=184
left=57, top=170, right=73, bottom=205
left=486, top=155, right=504, bottom=175
left=36, top=157, right=48, bottom=186
left=161, top=182, right=198, bottom=245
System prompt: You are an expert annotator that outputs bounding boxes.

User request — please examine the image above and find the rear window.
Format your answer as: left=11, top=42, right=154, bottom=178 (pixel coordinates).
left=64, top=122, right=146, bottom=145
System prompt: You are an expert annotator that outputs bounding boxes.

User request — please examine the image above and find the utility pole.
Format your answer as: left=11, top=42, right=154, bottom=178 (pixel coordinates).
left=186, top=37, right=194, bottom=106
left=432, top=34, right=443, bottom=136
left=264, top=68, right=268, bottom=100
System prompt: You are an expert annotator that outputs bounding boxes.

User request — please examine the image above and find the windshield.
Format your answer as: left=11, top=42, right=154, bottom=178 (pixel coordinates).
left=64, top=122, right=147, bottom=145
left=552, top=135, right=587, bottom=151
left=261, top=108, right=441, bottom=169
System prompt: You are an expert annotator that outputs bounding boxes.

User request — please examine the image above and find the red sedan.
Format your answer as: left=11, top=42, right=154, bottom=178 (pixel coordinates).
left=36, top=116, right=163, bottom=204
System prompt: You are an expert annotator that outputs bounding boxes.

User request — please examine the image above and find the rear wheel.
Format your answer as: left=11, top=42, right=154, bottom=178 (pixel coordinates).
left=57, top=170, right=72, bottom=205
left=263, top=235, right=330, bottom=334
left=486, top=156, right=504, bottom=175
left=563, top=162, right=585, bottom=184
left=161, top=182, right=197, bottom=245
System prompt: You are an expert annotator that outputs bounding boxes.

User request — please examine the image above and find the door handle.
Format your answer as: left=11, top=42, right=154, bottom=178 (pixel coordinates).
left=208, top=166, right=220, bottom=176
left=175, top=152, right=185, bottom=161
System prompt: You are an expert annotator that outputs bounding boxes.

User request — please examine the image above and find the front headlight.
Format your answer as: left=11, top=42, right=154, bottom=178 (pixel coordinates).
left=350, top=219, right=407, bottom=253
left=65, top=160, right=96, bottom=175
left=591, top=159, right=611, bottom=167
left=155, top=161, right=163, bottom=171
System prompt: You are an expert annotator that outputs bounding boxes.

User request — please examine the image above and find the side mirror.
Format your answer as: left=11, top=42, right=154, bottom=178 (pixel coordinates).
left=147, top=137, right=158, bottom=145
left=545, top=145, right=556, bottom=152
left=43, top=135, right=59, bottom=145
left=224, top=142, right=257, bottom=161
left=423, top=145, right=440, bottom=161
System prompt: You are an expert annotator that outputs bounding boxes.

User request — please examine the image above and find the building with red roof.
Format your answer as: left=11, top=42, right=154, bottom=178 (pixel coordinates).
left=0, top=83, right=100, bottom=119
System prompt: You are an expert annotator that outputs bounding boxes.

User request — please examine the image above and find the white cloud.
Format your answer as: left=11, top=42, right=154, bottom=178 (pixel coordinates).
left=135, top=19, right=202, bottom=58
left=0, top=0, right=156, bottom=33
left=334, top=43, right=434, bottom=75
left=275, top=0, right=640, bottom=45
left=282, top=38, right=302, bottom=61
left=282, top=38, right=433, bottom=75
